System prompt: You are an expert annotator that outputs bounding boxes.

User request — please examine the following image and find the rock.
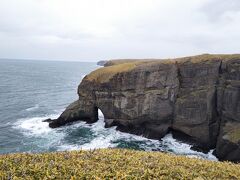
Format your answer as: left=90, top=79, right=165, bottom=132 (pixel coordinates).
left=104, top=119, right=114, bottom=128
left=48, top=54, right=240, bottom=162
left=215, top=58, right=240, bottom=162
left=173, top=59, right=221, bottom=149
left=97, top=60, right=108, bottom=66
left=49, top=100, right=98, bottom=128
left=215, top=121, right=240, bottom=162
left=42, top=118, right=54, bottom=123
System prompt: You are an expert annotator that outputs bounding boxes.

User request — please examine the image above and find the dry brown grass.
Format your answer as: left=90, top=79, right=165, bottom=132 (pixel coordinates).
left=106, top=54, right=240, bottom=66
left=0, top=148, right=240, bottom=179
left=85, top=61, right=146, bottom=83
left=175, top=54, right=240, bottom=64
left=87, top=54, right=240, bottom=83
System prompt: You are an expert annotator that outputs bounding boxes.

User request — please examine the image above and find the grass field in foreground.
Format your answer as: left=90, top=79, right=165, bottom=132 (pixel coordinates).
left=0, top=148, right=240, bottom=179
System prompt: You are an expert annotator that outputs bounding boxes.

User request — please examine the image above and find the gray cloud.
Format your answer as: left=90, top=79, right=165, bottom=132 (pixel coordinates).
left=200, top=0, right=240, bottom=22
left=0, top=0, right=239, bottom=61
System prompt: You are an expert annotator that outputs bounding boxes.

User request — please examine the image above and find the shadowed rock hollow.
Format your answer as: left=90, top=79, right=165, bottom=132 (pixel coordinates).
left=48, top=54, right=240, bottom=162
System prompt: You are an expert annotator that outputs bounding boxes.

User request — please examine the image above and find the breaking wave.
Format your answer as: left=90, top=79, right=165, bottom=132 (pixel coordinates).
left=13, top=114, right=59, bottom=136
left=12, top=109, right=217, bottom=161
left=25, top=104, right=39, bottom=112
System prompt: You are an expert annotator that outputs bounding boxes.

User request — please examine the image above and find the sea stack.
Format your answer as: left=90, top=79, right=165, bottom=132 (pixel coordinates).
left=48, top=54, right=240, bottom=162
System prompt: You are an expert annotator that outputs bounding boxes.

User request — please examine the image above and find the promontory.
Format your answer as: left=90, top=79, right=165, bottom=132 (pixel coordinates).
left=47, top=54, right=240, bottom=162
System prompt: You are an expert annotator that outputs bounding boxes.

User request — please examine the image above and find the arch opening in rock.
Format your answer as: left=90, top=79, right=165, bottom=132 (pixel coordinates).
left=97, top=108, right=105, bottom=120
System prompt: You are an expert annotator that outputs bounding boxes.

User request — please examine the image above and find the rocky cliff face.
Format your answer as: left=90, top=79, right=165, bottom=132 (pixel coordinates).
left=48, top=54, right=240, bottom=162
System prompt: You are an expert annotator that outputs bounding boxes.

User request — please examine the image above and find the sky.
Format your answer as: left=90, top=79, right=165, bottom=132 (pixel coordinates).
left=0, top=0, right=240, bottom=62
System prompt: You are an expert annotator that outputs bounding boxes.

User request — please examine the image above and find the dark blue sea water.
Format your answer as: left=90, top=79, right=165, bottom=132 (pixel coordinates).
left=0, top=59, right=217, bottom=160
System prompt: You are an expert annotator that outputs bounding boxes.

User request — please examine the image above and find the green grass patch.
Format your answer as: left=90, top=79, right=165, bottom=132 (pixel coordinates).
left=0, top=149, right=240, bottom=179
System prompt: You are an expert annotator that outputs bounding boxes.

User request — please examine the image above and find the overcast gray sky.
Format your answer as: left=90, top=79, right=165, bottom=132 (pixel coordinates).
left=0, top=0, right=239, bottom=61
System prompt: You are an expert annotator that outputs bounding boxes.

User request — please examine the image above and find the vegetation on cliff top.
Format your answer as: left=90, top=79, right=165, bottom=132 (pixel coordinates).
left=88, top=54, right=240, bottom=83
left=105, top=54, right=240, bottom=66
left=176, top=54, right=240, bottom=64
left=86, top=61, right=146, bottom=83
left=1, top=149, right=240, bottom=179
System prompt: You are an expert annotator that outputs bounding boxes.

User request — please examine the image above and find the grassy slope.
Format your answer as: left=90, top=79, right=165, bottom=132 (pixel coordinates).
left=1, top=149, right=240, bottom=179
left=86, top=54, right=240, bottom=83
left=105, top=54, right=240, bottom=66
left=85, top=61, right=146, bottom=83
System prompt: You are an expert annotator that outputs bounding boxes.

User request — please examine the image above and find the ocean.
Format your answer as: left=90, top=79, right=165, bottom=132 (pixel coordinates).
left=0, top=59, right=217, bottom=160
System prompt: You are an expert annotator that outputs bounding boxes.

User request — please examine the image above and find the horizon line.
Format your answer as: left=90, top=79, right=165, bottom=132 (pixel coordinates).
left=0, top=57, right=100, bottom=63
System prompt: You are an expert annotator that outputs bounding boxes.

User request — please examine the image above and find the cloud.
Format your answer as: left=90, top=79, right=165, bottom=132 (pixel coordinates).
left=0, top=0, right=239, bottom=61
left=200, top=0, right=240, bottom=22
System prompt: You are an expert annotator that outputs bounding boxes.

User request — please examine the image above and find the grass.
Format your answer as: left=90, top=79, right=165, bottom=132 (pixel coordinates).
left=0, top=149, right=240, bottom=179
left=175, top=54, right=240, bottom=64
left=104, top=59, right=141, bottom=66
left=105, top=54, right=240, bottom=67
left=86, top=54, right=240, bottom=83
left=85, top=61, right=145, bottom=83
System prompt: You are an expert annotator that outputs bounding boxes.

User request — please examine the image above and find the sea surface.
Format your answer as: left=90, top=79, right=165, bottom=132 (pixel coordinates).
left=0, top=59, right=217, bottom=160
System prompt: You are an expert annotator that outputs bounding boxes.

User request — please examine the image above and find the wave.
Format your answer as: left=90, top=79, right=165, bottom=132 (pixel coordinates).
left=12, top=109, right=217, bottom=161
left=161, top=134, right=217, bottom=161
left=25, top=104, right=39, bottom=112
left=13, top=114, right=60, bottom=136
left=59, top=117, right=218, bottom=160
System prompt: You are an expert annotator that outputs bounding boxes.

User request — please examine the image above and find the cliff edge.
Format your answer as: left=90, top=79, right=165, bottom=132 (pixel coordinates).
left=48, top=54, right=240, bottom=162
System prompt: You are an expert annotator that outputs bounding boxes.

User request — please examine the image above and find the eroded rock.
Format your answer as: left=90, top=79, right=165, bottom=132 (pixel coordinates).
left=48, top=54, right=240, bottom=162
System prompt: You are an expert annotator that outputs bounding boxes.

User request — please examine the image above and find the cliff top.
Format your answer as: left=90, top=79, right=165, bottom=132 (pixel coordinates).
left=1, top=149, right=239, bottom=179
left=85, top=61, right=147, bottom=82
left=105, top=54, right=240, bottom=66
left=86, top=54, right=240, bottom=83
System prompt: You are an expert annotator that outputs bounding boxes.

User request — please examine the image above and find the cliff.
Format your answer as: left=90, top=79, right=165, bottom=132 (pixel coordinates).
left=48, top=54, right=240, bottom=162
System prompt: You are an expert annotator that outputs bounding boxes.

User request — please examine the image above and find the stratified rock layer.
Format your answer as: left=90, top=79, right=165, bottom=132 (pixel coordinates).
left=49, top=54, right=240, bottom=162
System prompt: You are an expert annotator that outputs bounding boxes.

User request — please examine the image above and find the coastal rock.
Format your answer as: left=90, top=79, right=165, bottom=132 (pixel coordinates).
left=42, top=118, right=54, bottom=123
left=97, top=60, right=108, bottom=66
left=216, top=122, right=240, bottom=162
left=215, top=58, right=240, bottom=162
left=48, top=54, right=240, bottom=162
left=49, top=100, right=98, bottom=128
left=173, top=59, right=221, bottom=149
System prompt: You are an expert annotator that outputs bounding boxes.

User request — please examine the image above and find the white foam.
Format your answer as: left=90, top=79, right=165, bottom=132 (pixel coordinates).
left=71, top=116, right=117, bottom=150
left=71, top=115, right=218, bottom=160
left=57, top=115, right=126, bottom=151
left=98, top=109, right=104, bottom=118
left=161, top=133, right=218, bottom=161
left=13, top=108, right=218, bottom=161
left=13, top=114, right=59, bottom=136
left=81, top=136, right=115, bottom=150
left=25, top=104, right=39, bottom=111
left=64, top=114, right=155, bottom=151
